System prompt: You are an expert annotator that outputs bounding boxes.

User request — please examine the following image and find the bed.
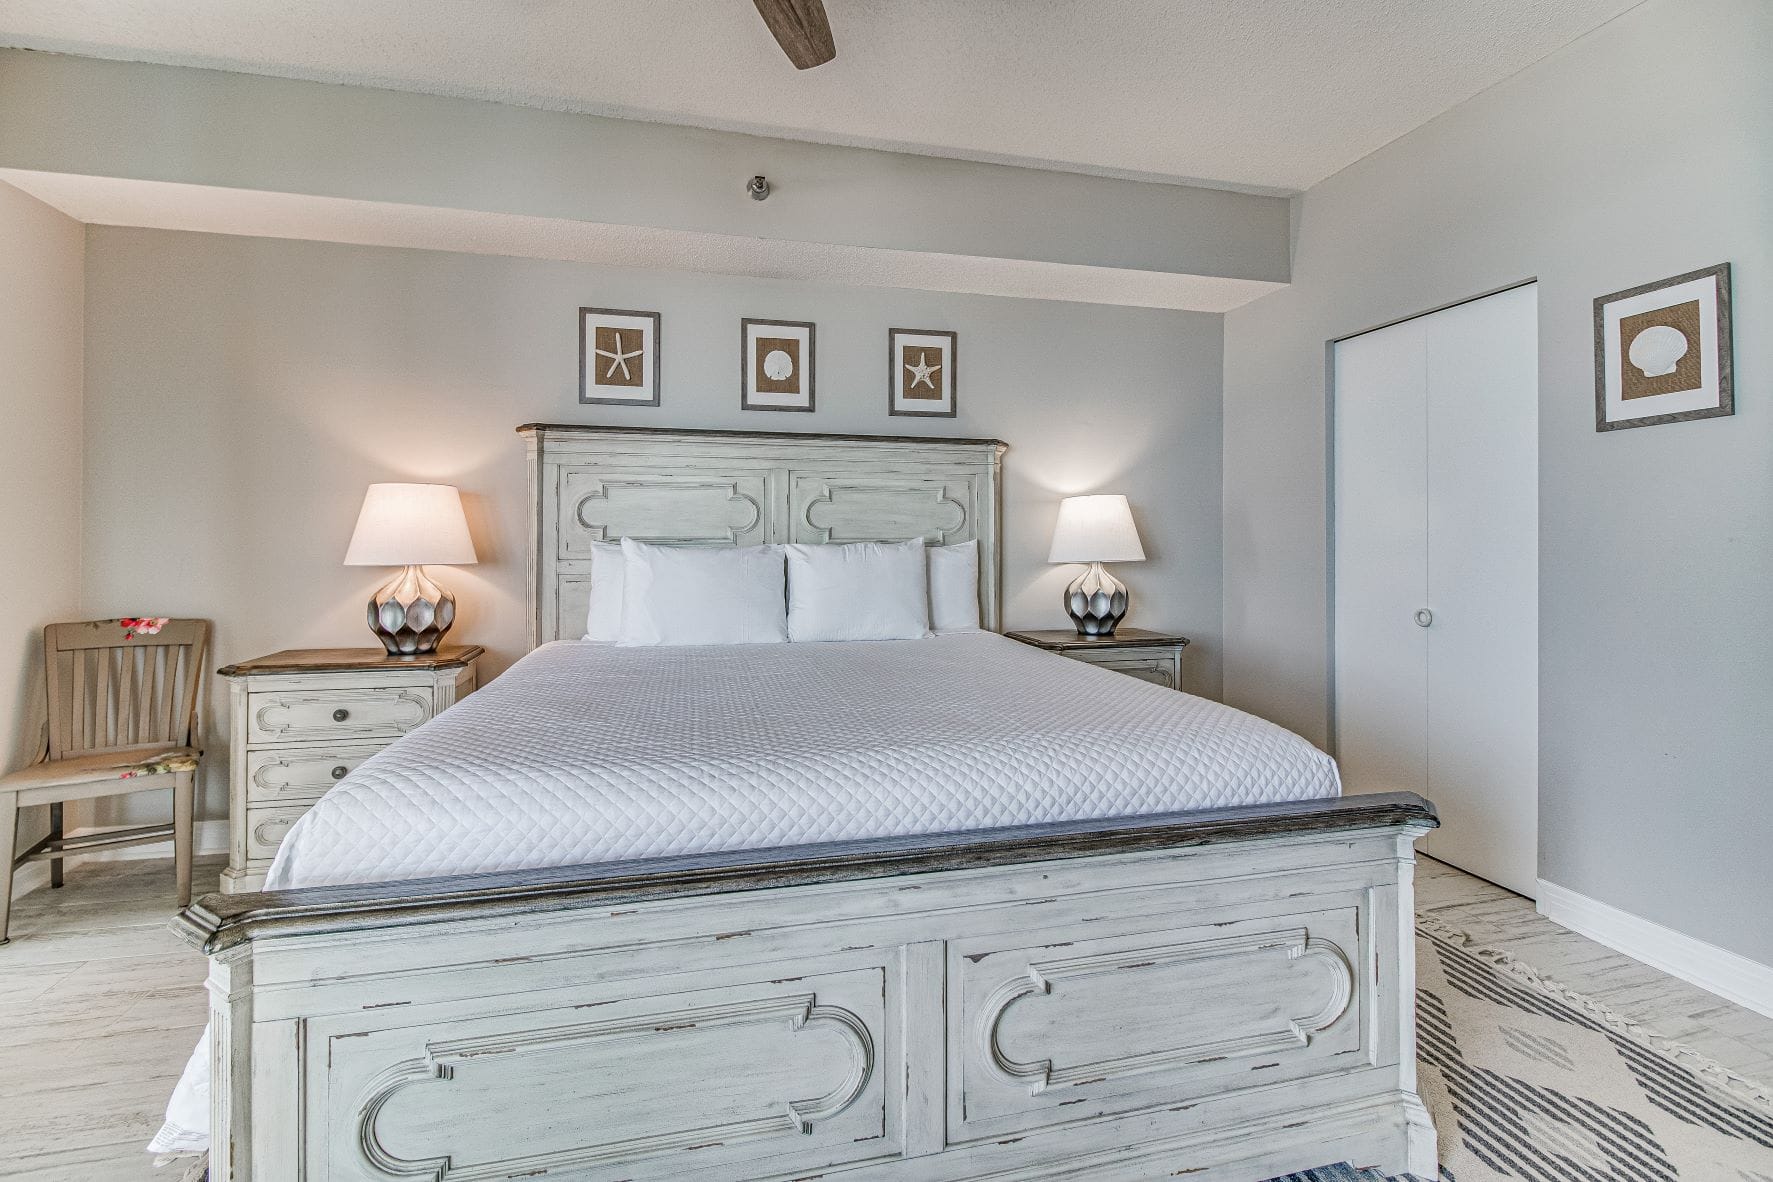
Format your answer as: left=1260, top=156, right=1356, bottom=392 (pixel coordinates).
left=170, top=425, right=1437, bottom=1181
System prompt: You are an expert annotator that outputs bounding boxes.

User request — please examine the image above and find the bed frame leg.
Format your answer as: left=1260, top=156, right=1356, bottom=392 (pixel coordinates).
left=207, top=950, right=253, bottom=1182
left=1401, top=1091, right=1439, bottom=1177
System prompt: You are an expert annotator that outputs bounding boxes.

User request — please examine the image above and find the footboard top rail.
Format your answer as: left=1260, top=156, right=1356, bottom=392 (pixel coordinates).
left=174, top=791, right=1436, bottom=954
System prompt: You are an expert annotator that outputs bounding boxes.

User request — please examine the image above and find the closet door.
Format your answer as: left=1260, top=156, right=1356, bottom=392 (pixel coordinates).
left=1333, top=284, right=1538, bottom=897
left=1332, top=318, right=1429, bottom=800
left=1423, top=285, right=1538, bottom=896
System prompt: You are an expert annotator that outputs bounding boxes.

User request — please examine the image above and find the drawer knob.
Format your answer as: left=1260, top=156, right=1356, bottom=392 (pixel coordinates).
left=332, top=708, right=350, bottom=722
left=331, top=765, right=348, bottom=780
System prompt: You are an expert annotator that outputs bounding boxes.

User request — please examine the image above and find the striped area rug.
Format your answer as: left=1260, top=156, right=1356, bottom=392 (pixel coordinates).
left=1272, top=920, right=1773, bottom=1181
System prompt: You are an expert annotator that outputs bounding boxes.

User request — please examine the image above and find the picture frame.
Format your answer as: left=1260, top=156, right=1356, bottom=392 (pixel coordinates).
left=579, top=307, right=661, bottom=406
left=740, top=318, right=816, bottom=413
left=1594, top=264, right=1732, bottom=432
left=888, top=328, right=958, bottom=418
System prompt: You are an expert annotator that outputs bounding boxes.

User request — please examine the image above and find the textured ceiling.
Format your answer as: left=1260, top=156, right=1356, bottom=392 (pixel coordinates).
left=0, top=0, right=1642, bottom=193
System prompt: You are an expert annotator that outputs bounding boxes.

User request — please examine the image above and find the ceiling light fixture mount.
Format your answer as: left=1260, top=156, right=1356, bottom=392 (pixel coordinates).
left=748, top=175, right=772, bottom=201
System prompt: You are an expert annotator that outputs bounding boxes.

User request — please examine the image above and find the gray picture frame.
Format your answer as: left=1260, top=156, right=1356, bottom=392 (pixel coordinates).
left=740, top=318, right=817, bottom=413
left=887, top=328, right=958, bottom=419
left=1593, top=264, right=1732, bottom=432
left=579, top=307, right=662, bottom=407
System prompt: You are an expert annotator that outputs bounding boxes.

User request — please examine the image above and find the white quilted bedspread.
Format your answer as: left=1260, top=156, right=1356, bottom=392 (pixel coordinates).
left=266, top=632, right=1339, bottom=889
left=153, top=632, right=1337, bottom=1154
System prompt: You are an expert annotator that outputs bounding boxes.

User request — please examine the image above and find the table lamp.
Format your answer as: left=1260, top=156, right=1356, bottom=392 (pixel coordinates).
left=344, top=483, right=478, bottom=655
left=1048, top=493, right=1145, bottom=636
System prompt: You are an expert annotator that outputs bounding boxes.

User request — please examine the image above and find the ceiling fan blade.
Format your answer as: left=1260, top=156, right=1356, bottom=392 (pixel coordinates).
left=752, top=0, right=837, bottom=69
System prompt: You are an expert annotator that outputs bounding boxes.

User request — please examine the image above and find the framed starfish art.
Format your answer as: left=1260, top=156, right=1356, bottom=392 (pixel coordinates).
left=888, top=328, right=957, bottom=418
left=579, top=307, right=661, bottom=406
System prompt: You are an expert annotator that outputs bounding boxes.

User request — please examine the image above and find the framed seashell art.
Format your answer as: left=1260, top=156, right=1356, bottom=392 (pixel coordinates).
left=1594, top=263, right=1732, bottom=431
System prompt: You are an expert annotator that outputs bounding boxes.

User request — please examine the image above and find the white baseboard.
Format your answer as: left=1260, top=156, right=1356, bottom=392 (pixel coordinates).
left=11, top=819, right=229, bottom=899
left=1536, top=879, right=1773, bottom=1020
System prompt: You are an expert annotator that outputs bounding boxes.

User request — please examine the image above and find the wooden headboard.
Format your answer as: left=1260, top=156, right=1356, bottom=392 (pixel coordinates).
left=518, top=425, right=1008, bottom=646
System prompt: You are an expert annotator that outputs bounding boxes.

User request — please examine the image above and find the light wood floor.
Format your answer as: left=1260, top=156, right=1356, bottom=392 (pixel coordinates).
left=1, top=854, right=1769, bottom=1179
left=1415, top=855, right=1773, bottom=1082
left=1, top=856, right=222, bottom=1181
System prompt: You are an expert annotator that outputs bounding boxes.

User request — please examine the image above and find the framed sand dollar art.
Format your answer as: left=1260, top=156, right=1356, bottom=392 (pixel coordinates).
left=1594, top=264, right=1732, bottom=431
left=741, top=318, right=815, bottom=412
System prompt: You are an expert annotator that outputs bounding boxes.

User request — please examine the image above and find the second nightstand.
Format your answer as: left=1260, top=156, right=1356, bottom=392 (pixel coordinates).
left=217, top=645, right=483, bottom=893
left=1004, top=627, right=1190, bottom=689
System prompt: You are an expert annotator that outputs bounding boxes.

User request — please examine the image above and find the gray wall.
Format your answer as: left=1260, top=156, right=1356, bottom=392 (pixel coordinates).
left=0, top=180, right=83, bottom=859
left=1223, top=0, right=1772, bottom=961
left=83, top=227, right=1224, bottom=824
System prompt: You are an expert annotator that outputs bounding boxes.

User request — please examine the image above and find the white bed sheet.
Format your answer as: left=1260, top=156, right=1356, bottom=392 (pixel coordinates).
left=153, top=632, right=1338, bottom=1153
left=267, top=631, right=1337, bottom=887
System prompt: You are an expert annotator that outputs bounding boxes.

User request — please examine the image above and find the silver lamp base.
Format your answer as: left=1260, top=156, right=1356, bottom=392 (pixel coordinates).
left=368, top=565, right=456, bottom=655
left=1064, top=561, right=1129, bottom=636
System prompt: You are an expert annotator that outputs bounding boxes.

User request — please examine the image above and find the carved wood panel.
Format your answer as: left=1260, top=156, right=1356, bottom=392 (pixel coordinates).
left=318, top=966, right=893, bottom=1181
left=790, top=474, right=977, bottom=544
left=207, top=820, right=1433, bottom=1180
left=949, top=904, right=1365, bottom=1137
left=557, top=470, right=774, bottom=557
left=523, top=427, right=1006, bottom=645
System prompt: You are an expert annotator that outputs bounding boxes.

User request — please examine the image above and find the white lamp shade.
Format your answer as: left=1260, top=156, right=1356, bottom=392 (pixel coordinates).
left=1047, top=494, right=1146, bottom=564
left=343, top=483, right=478, bottom=567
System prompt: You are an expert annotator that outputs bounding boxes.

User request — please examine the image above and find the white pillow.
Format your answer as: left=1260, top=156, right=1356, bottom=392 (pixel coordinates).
left=928, top=539, right=982, bottom=633
left=786, top=540, right=931, bottom=642
left=584, top=540, right=625, bottom=643
left=616, top=540, right=788, bottom=647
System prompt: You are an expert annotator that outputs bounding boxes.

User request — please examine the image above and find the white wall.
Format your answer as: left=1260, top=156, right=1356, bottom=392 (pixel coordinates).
left=83, top=227, right=1225, bottom=824
left=1223, top=0, right=1773, bottom=962
left=0, top=179, right=83, bottom=857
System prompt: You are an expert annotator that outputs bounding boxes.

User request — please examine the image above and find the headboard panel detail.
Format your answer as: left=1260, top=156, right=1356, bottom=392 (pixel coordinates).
left=520, top=425, right=1007, bottom=646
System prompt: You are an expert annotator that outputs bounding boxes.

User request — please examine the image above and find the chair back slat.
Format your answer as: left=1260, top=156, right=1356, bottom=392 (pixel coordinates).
left=94, top=648, right=111, bottom=746
left=60, top=641, right=83, bottom=754
left=42, top=620, right=210, bottom=760
left=146, top=645, right=168, bottom=745
left=116, top=647, right=135, bottom=746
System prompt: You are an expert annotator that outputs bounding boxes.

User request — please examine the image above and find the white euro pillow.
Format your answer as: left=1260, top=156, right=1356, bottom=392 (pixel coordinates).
left=584, top=540, right=625, bottom=643
left=929, top=539, right=982, bottom=633
left=616, top=540, right=788, bottom=646
left=786, top=539, right=931, bottom=642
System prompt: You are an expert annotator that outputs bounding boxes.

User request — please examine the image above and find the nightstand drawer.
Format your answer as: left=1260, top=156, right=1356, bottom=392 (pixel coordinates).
left=244, top=804, right=309, bottom=863
left=1089, top=655, right=1178, bottom=689
left=245, top=743, right=387, bottom=804
left=1004, top=628, right=1189, bottom=691
left=246, top=686, right=433, bottom=745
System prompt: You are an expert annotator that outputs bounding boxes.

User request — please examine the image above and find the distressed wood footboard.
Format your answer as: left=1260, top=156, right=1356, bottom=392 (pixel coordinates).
left=175, top=792, right=1438, bottom=1182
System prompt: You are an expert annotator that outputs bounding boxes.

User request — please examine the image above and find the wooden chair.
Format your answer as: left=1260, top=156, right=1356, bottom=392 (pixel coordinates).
left=0, top=618, right=209, bottom=945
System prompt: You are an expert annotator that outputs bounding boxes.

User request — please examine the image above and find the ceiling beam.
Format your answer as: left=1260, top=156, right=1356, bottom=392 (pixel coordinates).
left=0, top=51, right=1292, bottom=298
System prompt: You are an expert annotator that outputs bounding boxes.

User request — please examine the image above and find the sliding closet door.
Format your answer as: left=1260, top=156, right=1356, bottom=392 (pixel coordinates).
left=1332, top=318, right=1429, bottom=799
left=1333, top=283, right=1538, bottom=897
left=1423, top=284, right=1538, bottom=896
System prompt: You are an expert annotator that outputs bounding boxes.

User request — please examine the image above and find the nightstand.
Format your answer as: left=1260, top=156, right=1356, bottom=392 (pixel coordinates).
left=216, top=645, right=483, bottom=893
left=1004, top=628, right=1190, bottom=689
